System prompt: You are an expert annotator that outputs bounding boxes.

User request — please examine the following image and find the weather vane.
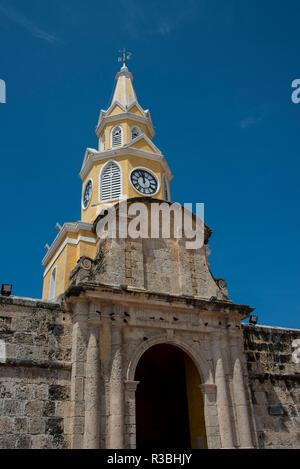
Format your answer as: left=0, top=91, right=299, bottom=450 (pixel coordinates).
left=118, top=48, right=132, bottom=67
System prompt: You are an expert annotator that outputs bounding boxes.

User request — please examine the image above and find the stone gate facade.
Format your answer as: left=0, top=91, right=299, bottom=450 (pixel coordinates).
left=0, top=200, right=299, bottom=449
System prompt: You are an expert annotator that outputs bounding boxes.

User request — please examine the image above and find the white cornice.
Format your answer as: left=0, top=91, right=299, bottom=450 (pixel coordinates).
left=126, top=100, right=146, bottom=116
left=102, top=100, right=127, bottom=120
left=83, top=148, right=98, bottom=165
left=42, top=221, right=95, bottom=267
left=95, top=112, right=155, bottom=139
left=124, top=132, right=162, bottom=155
left=79, top=147, right=173, bottom=182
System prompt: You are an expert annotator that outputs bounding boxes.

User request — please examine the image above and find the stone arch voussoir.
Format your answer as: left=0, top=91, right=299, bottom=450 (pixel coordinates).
left=126, top=334, right=213, bottom=385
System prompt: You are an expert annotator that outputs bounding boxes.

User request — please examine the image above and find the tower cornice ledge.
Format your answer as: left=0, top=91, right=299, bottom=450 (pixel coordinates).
left=96, top=111, right=155, bottom=138
left=62, top=282, right=254, bottom=319
left=79, top=147, right=173, bottom=181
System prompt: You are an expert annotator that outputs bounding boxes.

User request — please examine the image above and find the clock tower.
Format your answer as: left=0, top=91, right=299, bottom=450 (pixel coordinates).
left=42, top=59, right=173, bottom=300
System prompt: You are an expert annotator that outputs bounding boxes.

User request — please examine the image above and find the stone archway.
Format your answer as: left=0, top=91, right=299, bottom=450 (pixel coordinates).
left=124, top=336, right=216, bottom=449
left=126, top=335, right=212, bottom=384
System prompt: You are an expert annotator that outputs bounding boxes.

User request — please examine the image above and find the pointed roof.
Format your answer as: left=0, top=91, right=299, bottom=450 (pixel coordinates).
left=112, top=64, right=137, bottom=107
left=96, top=63, right=155, bottom=138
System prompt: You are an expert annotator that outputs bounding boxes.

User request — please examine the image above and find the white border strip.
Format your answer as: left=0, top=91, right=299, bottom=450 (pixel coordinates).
left=42, top=221, right=94, bottom=266
left=43, top=236, right=97, bottom=277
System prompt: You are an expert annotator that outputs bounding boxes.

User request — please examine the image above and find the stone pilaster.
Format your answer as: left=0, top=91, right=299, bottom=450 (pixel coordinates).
left=231, top=338, right=254, bottom=448
left=83, top=325, right=100, bottom=448
left=70, top=302, right=89, bottom=449
left=212, top=336, right=235, bottom=449
left=108, top=324, right=124, bottom=449
left=124, top=380, right=140, bottom=449
left=200, top=383, right=221, bottom=449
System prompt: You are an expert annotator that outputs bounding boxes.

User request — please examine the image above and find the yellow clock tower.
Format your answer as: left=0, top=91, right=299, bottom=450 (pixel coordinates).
left=42, top=56, right=173, bottom=300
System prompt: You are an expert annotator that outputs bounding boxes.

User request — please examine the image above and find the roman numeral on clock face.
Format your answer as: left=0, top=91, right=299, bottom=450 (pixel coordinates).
left=130, top=168, right=158, bottom=195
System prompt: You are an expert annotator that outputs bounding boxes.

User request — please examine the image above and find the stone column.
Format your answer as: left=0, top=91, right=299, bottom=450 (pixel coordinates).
left=108, top=324, right=124, bottom=449
left=200, top=383, right=221, bottom=449
left=83, top=325, right=100, bottom=448
left=124, top=380, right=140, bottom=449
left=231, top=338, right=253, bottom=448
left=212, top=337, right=235, bottom=449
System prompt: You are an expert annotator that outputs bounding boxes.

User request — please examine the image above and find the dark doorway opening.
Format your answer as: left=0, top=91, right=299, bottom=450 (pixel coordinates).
left=135, top=344, right=191, bottom=449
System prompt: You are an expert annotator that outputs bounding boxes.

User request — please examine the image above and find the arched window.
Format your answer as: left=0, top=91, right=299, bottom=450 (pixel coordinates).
left=100, top=160, right=122, bottom=202
left=111, top=125, right=123, bottom=147
left=163, top=174, right=170, bottom=201
left=49, top=267, right=57, bottom=300
left=100, top=133, right=105, bottom=152
left=131, top=126, right=141, bottom=140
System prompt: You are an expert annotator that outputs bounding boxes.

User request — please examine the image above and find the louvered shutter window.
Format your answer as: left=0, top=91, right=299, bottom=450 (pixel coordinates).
left=131, top=126, right=141, bottom=140
left=100, top=161, right=121, bottom=201
left=112, top=126, right=122, bottom=147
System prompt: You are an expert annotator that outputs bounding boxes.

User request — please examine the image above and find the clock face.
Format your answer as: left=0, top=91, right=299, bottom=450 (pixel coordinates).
left=82, top=180, right=92, bottom=209
left=130, top=168, right=158, bottom=195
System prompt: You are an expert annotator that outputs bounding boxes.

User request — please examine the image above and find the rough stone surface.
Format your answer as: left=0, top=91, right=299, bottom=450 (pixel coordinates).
left=243, top=324, right=300, bottom=449
left=0, top=296, right=72, bottom=449
left=0, top=246, right=299, bottom=449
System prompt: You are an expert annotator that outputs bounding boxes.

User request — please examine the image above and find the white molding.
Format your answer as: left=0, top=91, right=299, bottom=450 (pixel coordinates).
left=43, top=235, right=97, bottom=277
left=104, top=100, right=127, bottom=119
left=96, top=112, right=155, bottom=139
left=81, top=178, right=93, bottom=210
left=127, top=100, right=146, bottom=116
left=129, top=166, right=160, bottom=197
left=163, top=173, right=171, bottom=201
left=49, top=267, right=57, bottom=300
left=99, top=159, right=123, bottom=203
left=100, top=133, right=105, bottom=152
left=125, top=132, right=162, bottom=155
left=42, top=221, right=94, bottom=267
left=123, top=75, right=127, bottom=107
left=79, top=147, right=173, bottom=182
left=83, top=147, right=98, bottom=166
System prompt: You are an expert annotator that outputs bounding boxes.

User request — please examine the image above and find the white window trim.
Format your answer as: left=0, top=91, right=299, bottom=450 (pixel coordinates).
left=129, top=166, right=160, bottom=197
left=49, top=267, right=57, bottom=300
left=163, top=174, right=170, bottom=201
left=81, top=178, right=93, bottom=210
left=110, top=125, right=123, bottom=148
left=130, top=125, right=141, bottom=140
left=99, top=159, right=123, bottom=203
left=100, top=133, right=105, bottom=152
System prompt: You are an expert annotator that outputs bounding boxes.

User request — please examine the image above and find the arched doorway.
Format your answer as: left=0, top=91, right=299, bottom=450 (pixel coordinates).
left=134, top=344, right=207, bottom=449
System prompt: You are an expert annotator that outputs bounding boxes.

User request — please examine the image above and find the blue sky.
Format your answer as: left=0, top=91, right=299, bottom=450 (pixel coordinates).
left=0, top=0, right=299, bottom=329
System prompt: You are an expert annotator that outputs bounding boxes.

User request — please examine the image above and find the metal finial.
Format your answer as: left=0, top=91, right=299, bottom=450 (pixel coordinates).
left=118, top=48, right=132, bottom=67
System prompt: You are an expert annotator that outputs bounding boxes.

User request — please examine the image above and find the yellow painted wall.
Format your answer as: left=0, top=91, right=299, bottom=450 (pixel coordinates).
left=184, top=354, right=208, bottom=449
left=106, top=104, right=125, bottom=117
left=81, top=153, right=166, bottom=224
left=42, top=230, right=97, bottom=300
left=127, top=105, right=143, bottom=116
left=98, top=119, right=152, bottom=152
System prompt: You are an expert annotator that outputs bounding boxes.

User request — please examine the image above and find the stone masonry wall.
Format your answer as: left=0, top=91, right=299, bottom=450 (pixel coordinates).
left=0, top=296, right=72, bottom=449
left=243, top=324, right=300, bottom=449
